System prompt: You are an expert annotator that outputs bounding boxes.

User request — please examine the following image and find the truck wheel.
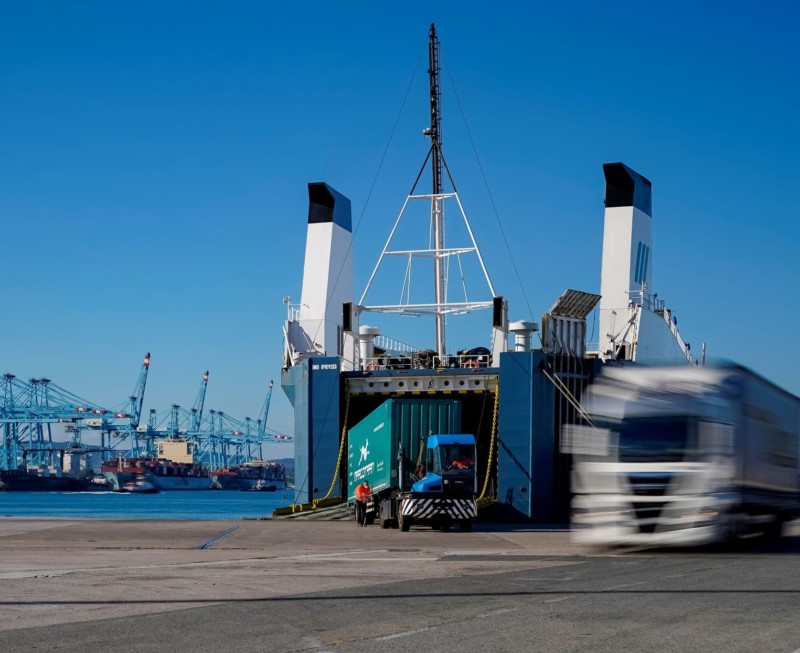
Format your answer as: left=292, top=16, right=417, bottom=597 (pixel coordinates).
left=460, top=520, right=473, bottom=533
left=763, top=516, right=784, bottom=540
left=400, top=513, right=411, bottom=532
left=725, top=512, right=744, bottom=542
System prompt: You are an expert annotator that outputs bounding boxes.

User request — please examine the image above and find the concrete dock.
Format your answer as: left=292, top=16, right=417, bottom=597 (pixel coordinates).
left=0, top=518, right=581, bottom=631
left=2, top=518, right=799, bottom=651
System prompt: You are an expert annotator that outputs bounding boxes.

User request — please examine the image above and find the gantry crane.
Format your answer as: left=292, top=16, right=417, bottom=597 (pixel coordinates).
left=257, top=380, right=274, bottom=439
left=191, top=371, right=209, bottom=431
left=1, top=373, right=112, bottom=470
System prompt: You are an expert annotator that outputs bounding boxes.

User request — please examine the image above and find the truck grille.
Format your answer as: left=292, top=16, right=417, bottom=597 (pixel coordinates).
left=628, top=474, right=670, bottom=496
left=631, top=502, right=667, bottom=533
left=627, top=474, right=671, bottom=533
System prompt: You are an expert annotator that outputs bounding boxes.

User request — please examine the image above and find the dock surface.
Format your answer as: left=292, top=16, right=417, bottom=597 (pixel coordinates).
left=2, top=518, right=799, bottom=651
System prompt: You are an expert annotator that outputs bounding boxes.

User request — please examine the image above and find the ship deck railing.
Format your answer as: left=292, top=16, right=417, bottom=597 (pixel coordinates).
left=362, top=352, right=492, bottom=372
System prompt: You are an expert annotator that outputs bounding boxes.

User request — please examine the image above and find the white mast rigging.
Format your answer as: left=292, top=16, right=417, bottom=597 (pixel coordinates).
left=359, top=24, right=495, bottom=358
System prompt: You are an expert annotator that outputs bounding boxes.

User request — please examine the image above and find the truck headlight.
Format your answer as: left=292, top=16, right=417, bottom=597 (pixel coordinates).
left=678, top=510, right=719, bottom=522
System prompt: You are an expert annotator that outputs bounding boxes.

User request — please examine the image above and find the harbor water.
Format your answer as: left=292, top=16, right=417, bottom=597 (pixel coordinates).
left=0, top=490, right=294, bottom=520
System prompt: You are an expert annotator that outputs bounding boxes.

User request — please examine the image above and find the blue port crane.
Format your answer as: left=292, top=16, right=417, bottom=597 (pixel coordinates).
left=96, top=353, right=154, bottom=457
left=0, top=373, right=113, bottom=471
left=191, top=378, right=291, bottom=470
left=130, top=353, right=151, bottom=430
left=256, top=378, right=292, bottom=445
left=257, top=380, right=274, bottom=439
left=191, top=371, right=209, bottom=431
left=121, top=368, right=207, bottom=456
left=125, top=370, right=256, bottom=469
left=1, top=354, right=292, bottom=474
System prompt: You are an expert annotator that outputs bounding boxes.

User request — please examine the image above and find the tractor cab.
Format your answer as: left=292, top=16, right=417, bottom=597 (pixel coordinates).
left=412, top=434, right=477, bottom=496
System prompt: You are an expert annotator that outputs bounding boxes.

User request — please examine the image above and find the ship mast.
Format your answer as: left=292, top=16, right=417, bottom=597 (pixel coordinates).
left=359, top=23, right=496, bottom=361
left=428, top=24, right=447, bottom=357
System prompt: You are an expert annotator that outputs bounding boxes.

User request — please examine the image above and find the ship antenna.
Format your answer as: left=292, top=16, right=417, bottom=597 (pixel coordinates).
left=428, top=23, right=443, bottom=197
left=428, top=23, right=447, bottom=357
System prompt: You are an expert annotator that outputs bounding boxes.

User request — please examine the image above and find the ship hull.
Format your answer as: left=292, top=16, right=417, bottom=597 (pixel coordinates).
left=105, top=470, right=211, bottom=491
left=0, top=470, right=98, bottom=492
left=215, top=477, right=286, bottom=491
left=211, top=463, right=287, bottom=491
left=145, top=472, right=210, bottom=491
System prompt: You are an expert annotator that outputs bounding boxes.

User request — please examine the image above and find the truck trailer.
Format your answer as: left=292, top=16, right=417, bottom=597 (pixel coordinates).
left=568, top=364, right=800, bottom=547
left=347, top=398, right=478, bottom=531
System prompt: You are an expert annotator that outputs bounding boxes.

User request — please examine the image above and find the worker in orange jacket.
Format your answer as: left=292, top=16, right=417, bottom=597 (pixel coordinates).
left=354, top=480, right=372, bottom=526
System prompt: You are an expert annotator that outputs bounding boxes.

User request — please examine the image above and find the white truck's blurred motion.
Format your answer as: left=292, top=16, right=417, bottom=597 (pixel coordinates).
left=568, top=365, right=800, bottom=546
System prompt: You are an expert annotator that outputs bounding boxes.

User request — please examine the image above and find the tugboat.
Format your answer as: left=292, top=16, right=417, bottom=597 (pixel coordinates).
left=121, top=475, right=159, bottom=494
left=248, top=478, right=278, bottom=492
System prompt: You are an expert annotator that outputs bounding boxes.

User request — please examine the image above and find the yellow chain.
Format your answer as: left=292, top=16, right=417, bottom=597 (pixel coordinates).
left=478, top=386, right=499, bottom=500
left=317, top=380, right=350, bottom=505
left=415, top=435, right=426, bottom=469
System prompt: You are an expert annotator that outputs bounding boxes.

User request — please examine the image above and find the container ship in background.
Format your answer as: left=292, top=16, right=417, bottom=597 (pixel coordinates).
left=102, top=437, right=286, bottom=491
left=102, top=457, right=211, bottom=491
left=0, top=467, right=95, bottom=491
left=0, top=446, right=106, bottom=491
left=210, top=460, right=286, bottom=491
left=102, top=437, right=211, bottom=491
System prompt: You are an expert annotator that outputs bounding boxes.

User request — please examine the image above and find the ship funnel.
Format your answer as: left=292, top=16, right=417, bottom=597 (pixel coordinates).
left=284, top=183, right=353, bottom=366
left=598, top=163, right=653, bottom=360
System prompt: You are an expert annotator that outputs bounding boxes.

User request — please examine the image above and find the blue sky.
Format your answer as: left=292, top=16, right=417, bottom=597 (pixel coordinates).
left=2, top=2, right=799, bottom=453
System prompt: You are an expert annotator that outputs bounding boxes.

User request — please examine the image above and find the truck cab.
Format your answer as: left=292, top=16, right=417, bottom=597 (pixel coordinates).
left=412, top=434, right=477, bottom=496
left=396, top=433, right=478, bottom=532
left=569, top=365, right=800, bottom=547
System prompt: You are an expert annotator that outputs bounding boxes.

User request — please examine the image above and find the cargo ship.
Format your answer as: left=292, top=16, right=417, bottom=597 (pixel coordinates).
left=102, top=457, right=211, bottom=491
left=0, top=467, right=96, bottom=492
left=279, top=24, right=705, bottom=524
left=103, top=437, right=211, bottom=491
left=210, top=460, right=286, bottom=491
left=0, top=447, right=106, bottom=492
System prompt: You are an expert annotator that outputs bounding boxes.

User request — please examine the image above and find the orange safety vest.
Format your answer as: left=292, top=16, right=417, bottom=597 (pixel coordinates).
left=355, top=484, right=371, bottom=501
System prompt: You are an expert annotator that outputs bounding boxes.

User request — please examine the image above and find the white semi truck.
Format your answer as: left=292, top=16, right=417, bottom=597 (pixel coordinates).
left=568, top=364, right=800, bottom=546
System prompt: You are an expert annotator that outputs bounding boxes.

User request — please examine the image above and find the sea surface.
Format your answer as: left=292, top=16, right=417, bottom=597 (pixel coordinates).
left=0, top=489, right=295, bottom=520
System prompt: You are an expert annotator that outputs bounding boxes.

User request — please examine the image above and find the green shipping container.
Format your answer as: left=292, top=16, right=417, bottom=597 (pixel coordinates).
left=347, top=398, right=462, bottom=500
